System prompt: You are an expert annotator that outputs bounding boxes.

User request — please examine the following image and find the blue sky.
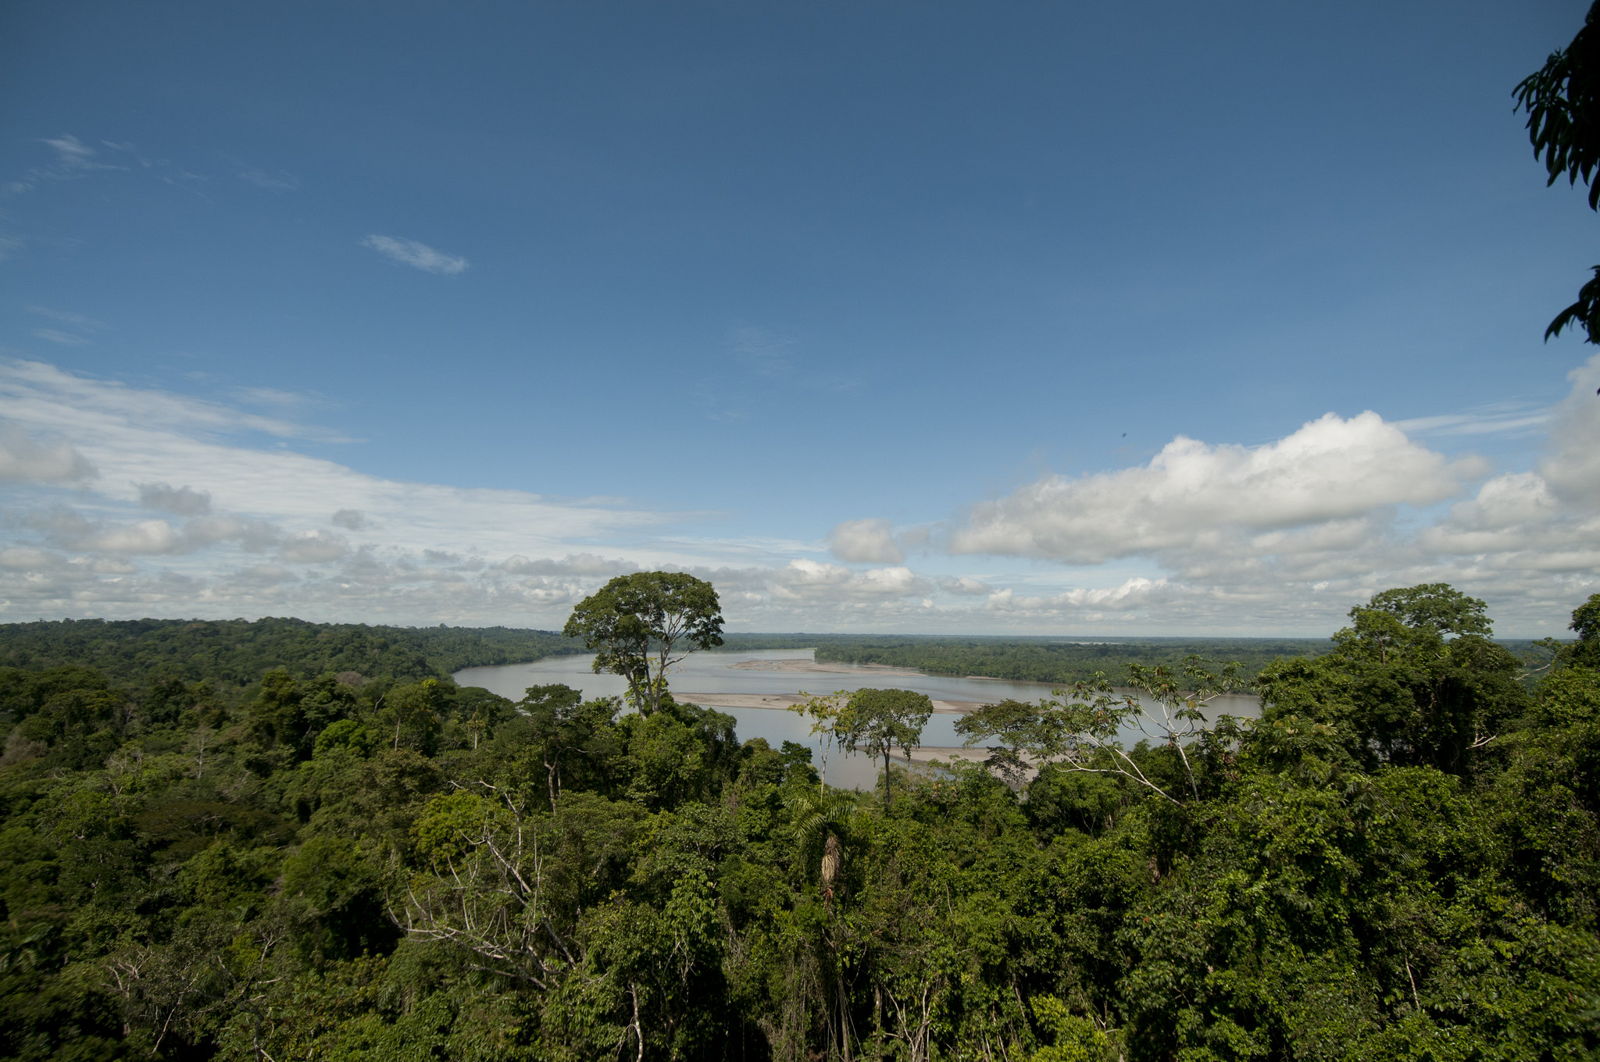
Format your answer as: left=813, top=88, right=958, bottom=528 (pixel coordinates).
left=2, top=0, right=1597, bottom=637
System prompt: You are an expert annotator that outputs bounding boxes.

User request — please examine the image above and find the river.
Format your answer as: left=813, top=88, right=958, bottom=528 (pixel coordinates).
left=455, top=648, right=1260, bottom=789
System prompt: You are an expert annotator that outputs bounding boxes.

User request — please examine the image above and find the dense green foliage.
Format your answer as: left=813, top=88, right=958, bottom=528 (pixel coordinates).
left=1, top=590, right=1597, bottom=1060
left=0, top=617, right=577, bottom=688
left=563, top=572, right=725, bottom=714
left=797, top=688, right=935, bottom=809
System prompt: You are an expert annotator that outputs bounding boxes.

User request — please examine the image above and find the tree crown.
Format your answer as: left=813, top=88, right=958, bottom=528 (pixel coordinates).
left=562, top=572, right=724, bottom=714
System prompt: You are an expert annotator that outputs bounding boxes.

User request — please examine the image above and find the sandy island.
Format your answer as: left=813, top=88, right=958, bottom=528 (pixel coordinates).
left=679, top=691, right=989, bottom=716
left=713, top=657, right=988, bottom=714
left=727, top=657, right=925, bottom=678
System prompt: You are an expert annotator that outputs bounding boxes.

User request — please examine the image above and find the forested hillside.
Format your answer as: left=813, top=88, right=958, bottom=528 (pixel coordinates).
left=1, top=587, right=1597, bottom=1060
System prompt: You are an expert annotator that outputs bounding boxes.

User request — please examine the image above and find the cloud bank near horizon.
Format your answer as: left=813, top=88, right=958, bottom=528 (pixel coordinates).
left=0, top=357, right=1595, bottom=637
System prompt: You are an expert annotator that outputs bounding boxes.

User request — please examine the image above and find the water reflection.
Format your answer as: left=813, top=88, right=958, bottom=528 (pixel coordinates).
left=455, top=648, right=1259, bottom=791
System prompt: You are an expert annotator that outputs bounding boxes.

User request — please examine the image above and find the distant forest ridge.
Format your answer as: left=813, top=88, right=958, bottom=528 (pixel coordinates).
left=806, top=636, right=1331, bottom=686
left=0, top=617, right=1555, bottom=693
left=719, top=632, right=1551, bottom=687
left=0, top=617, right=577, bottom=689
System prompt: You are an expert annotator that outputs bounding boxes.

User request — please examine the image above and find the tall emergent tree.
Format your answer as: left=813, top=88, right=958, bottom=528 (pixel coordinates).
left=562, top=571, right=724, bottom=714
left=1255, top=583, right=1524, bottom=775
left=1516, top=0, right=1600, bottom=342
left=790, top=688, right=933, bottom=806
left=1570, top=592, right=1600, bottom=665
left=840, top=687, right=933, bottom=808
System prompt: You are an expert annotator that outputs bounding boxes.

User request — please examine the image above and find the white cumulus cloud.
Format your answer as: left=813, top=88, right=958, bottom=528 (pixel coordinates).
left=952, top=411, right=1478, bottom=563
left=1539, top=355, right=1600, bottom=503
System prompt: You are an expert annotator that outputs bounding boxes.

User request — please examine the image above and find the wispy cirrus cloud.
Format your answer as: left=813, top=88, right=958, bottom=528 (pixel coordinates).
left=5, top=133, right=126, bottom=195
left=32, top=329, right=89, bottom=346
left=1394, top=401, right=1550, bottom=438
left=731, top=326, right=796, bottom=378
left=44, top=134, right=98, bottom=168
left=0, top=360, right=352, bottom=446
left=26, top=306, right=106, bottom=347
left=696, top=325, right=862, bottom=424
left=237, top=167, right=300, bottom=191
left=361, top=234, right=469, bottom=275
left=217, top=149, right=301, bottom=192
left=27, top=306, right=105, bottom=330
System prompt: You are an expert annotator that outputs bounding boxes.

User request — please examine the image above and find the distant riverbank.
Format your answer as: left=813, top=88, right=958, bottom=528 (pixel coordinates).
left=726, top=656, right=924, bottom=678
